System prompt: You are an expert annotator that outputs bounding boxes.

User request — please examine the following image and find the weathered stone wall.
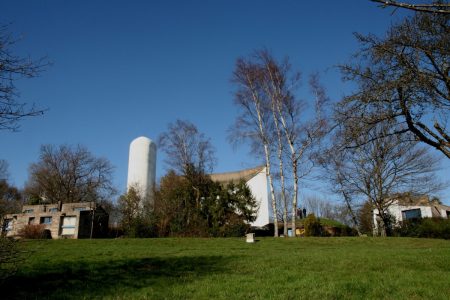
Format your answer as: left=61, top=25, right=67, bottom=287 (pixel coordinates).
left=1, top=202, right=108, bottom=239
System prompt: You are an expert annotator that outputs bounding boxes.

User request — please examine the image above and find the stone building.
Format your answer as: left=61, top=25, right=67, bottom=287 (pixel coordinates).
left=1, top=202, right=109, bottom=239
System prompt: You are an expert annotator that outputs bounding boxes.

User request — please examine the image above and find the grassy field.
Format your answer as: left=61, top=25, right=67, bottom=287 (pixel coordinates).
left=2, top=237, right=450, bottom=299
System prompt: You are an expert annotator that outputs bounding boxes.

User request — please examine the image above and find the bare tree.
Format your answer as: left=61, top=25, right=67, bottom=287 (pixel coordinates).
left=318, top=146, right=364, bottom=235
left=325, top=121, right=442, bottom=236
left=158, top=119, right=216, bottom=176
left=0, top=25, right=48, bottom=131
left=255, top=50, right=328, bottom=237
left=340, top=10, right=450, bottom=158
left=229, top=54, right=280, bottom=236
left=275, top=188, right=293, bottom=227
left=0, top=161, right=22, bottom=219
left=303, top=195, right=336, bottom=219
left=229, top=50, right=329, bottom=237
left=371, top=0, right=450, bottom=14
left=25, top=144, right=116, bottom=204
left=0, top=160, right=9, bottom=181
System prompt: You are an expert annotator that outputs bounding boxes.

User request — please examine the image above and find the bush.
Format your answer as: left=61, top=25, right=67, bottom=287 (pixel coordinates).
left=304, top=214, right=323, bottom=237
left=393, top=218, right=450, bottom=239
left=18, top=224, right=51, bottom=239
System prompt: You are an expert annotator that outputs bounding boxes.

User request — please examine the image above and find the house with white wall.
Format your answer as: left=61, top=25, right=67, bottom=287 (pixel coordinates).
left=373, top=194, right=450, bottom=234
left=210, top=166, right=270, bottom=227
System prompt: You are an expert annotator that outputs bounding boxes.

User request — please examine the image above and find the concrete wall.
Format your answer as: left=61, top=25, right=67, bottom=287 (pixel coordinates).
left=247, top=167, right=270, bottom=227
left=373, top=202, right=449, bottom=233
left=1, top=202, right=108, bottom=239
left=127, top=136, right=157, bottom=201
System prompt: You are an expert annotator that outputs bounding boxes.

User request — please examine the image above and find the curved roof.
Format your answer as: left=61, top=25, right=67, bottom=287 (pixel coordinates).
left=209, top=166, right=265, bottom=184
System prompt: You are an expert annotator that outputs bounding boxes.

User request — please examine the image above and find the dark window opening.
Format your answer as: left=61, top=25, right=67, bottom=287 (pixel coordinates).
left=402, top=209, right=422, bottom=220
left=40, top=217, right=52, bottom=225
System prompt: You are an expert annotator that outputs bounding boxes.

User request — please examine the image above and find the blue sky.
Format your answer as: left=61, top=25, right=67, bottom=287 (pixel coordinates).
left=2, top=0, right=449, bottom=204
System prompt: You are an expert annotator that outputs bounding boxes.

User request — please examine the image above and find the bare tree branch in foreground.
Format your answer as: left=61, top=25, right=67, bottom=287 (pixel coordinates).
left=371, top=0, right=450, bottom=14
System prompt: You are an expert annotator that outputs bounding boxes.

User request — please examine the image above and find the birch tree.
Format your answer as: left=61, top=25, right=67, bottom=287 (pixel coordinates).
left=230, top=50, right=328, bottom=236
left=229, top=56, right=280, bottom=236
left=255, top=51, right=328, bottom=236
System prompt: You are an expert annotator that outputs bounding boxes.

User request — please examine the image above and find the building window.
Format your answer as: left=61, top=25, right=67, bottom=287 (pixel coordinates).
left=23, top=209, right=34, bottom=214
left=61, top=216, right=76, bottom=236
left=74, top=207, right=88, bottom=211
left=4, top=219, right=13, bottom=231
left=28, top=217, right=35, bottom=225
left=402, top=209, right=422, bottom=220
left=40, top=217, right=52, bottom=225
left=49, top=208, right=58, bottom=212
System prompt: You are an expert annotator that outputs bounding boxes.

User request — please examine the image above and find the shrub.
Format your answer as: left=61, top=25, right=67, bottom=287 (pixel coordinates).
left=18, top=224, right=51, bottom=239
left=393, top=218, right=450, bottom=239
left=304, top=214, right=323, bottom=237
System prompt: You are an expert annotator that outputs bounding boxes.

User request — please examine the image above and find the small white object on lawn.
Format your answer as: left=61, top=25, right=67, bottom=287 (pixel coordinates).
left=246, top=233, right=255, bottom=243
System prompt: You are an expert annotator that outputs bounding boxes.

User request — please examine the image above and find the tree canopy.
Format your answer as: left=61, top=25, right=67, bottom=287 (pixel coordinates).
left=0, top=25, right=47, bottom=131
left=340, top=10, right=450, bottom=158
left=25, top=144, right=116, bottom=204
left=158, top=119, right=216, bottom=176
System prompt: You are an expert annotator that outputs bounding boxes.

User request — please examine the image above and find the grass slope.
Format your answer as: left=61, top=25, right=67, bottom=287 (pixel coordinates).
left=3, top=237, right=450, bottom=299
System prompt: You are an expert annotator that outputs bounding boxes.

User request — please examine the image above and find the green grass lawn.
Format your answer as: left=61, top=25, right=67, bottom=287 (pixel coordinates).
left=3, top=237, right=450, bottom=299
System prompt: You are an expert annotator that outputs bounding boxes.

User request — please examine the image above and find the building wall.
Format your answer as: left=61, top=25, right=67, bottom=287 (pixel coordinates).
left=373, top=201, right=449, bottom=233
left=247, top=168, right=270, bottom=227
left=1, top=202, right=108, bottom=239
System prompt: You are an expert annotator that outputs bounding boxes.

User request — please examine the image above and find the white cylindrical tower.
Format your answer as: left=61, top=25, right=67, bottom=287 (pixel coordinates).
left=127, top=136, right=157, bottom=201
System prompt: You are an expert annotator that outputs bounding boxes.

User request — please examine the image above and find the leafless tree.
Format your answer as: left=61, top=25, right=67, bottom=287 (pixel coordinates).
left=0, top=25, right=48, bottom=131
left=158, top=119, right=216, bottom=176
left=0, top=160, right=8, bottom=181
left=24, top=144, right=116, bottom=204
left=318, top=146, right=364, bottom=235
left=275, top=188, right=293, bottom=226
left=0, top=160, right=23, bottom=220
left=229, top=50, right=329, bottom=237
left=303, top=195, right=335, bottom=219
left=0, top=182, right=22, bottom=217
left=255, top=50, right=328, bottom=236
left=371, top=0, right=450, bottom=14
left=340, top=10, right=450, bottom=158
left=229, top=54, right=280, bottom=236
left=325, top=121, right=442, bottom=236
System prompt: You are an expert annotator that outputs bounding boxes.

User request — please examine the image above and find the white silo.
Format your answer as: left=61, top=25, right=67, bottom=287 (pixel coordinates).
left=127, top=136, right=157, bottom=201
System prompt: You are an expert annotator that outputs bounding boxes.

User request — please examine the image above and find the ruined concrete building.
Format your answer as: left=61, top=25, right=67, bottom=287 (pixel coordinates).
left=1, top=202, right=109, bottom=239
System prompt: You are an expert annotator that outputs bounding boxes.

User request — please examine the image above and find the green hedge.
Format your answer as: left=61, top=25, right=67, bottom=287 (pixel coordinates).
left=393, top=218, right=450, bottom=239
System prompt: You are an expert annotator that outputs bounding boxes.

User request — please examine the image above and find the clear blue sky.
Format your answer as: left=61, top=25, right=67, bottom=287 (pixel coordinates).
left=1, top=0, right=449, bottom=204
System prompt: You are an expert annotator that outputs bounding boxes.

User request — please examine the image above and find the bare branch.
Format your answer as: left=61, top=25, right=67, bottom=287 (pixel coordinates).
left=371, top=0, right=450, bottom=14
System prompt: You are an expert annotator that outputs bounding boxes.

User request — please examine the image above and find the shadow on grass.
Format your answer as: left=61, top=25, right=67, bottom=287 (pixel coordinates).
left=3, top=255, right=233, bottom=299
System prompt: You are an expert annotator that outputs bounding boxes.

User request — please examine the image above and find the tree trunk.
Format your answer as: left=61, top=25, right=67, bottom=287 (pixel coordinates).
left=342, top=191, right=362, bottom=236
left=264, top=146, right=279, bottom=237
left=291, top=159, right=298, bottom=237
